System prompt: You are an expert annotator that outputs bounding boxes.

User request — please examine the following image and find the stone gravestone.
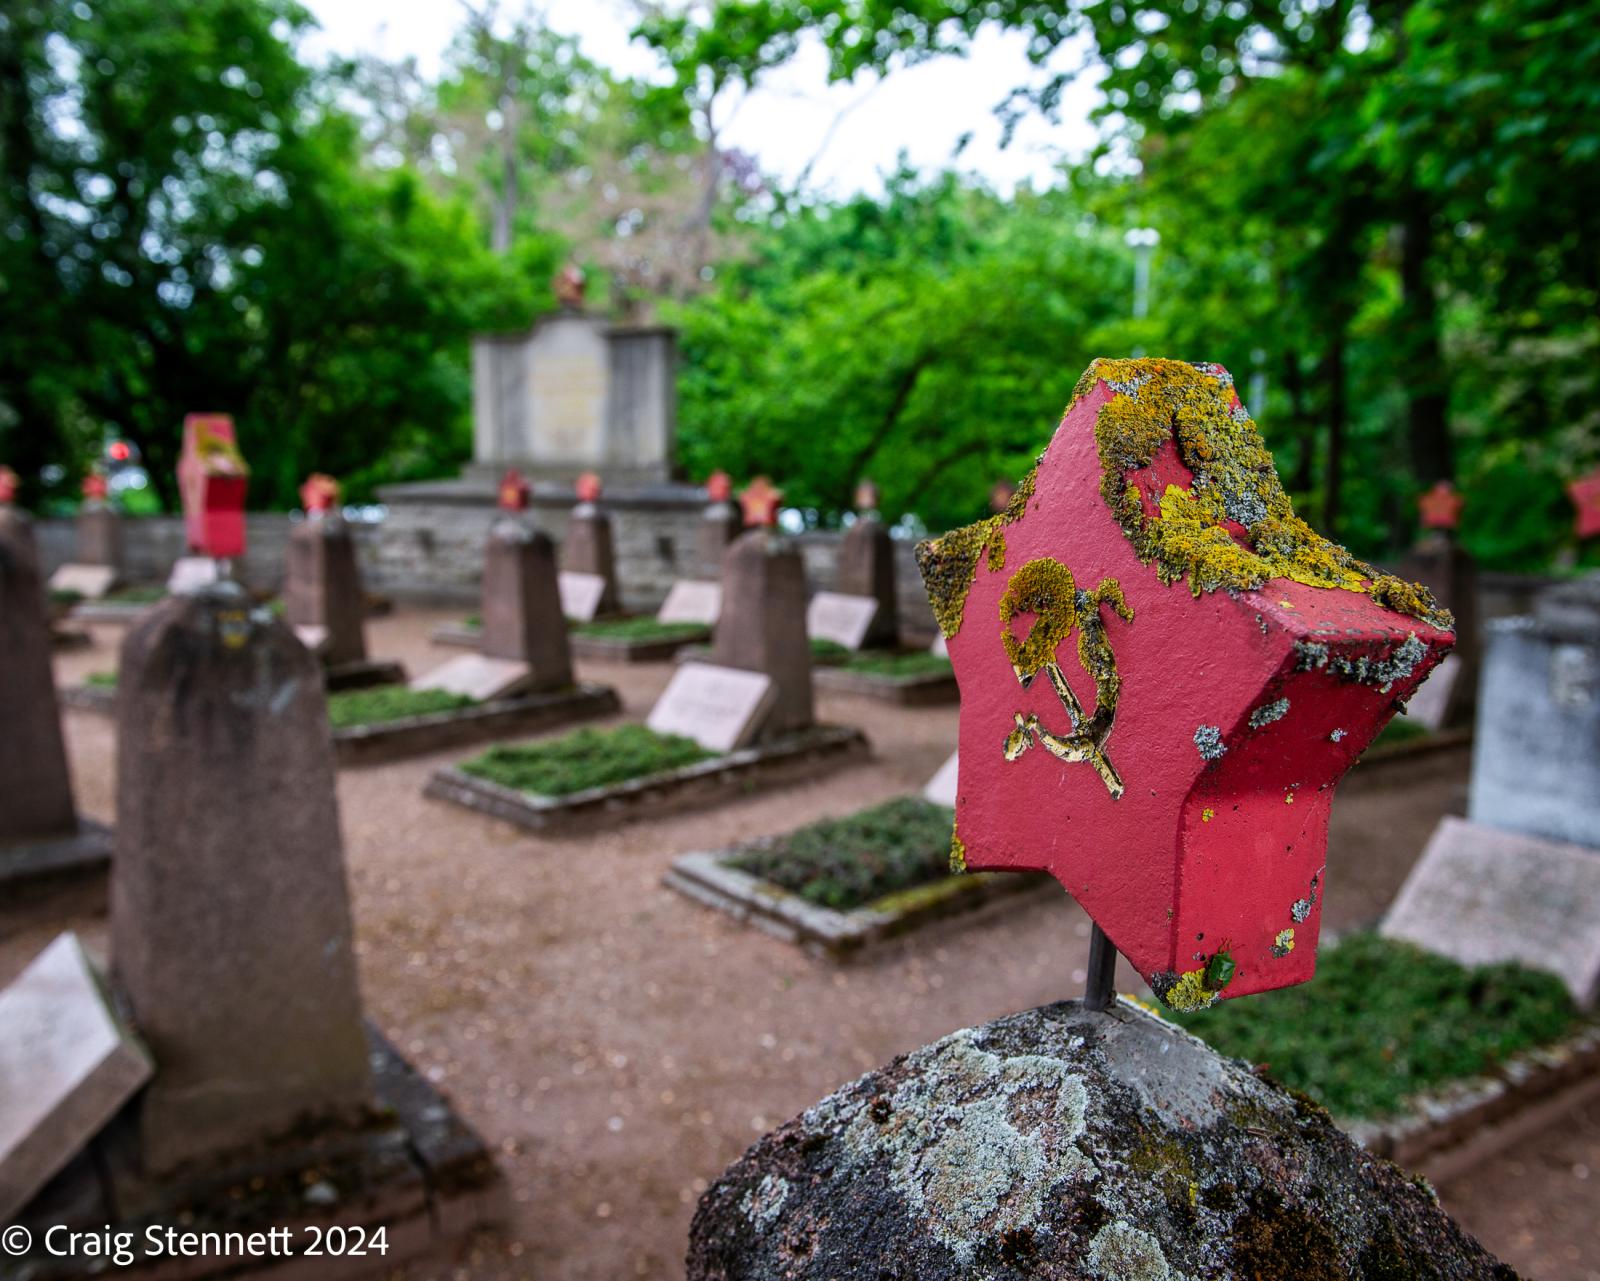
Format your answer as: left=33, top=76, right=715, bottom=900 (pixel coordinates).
left=112, top=582, right=372, bottom=1172
left=176, top=413, right=248, bottom=562
left=1383, top=572, right=1600, bottom=1005
left=47, top=474, right=122, bottom=599
left=0, top=507, right=111, bottom=888
left=657, top=579, right=722, bottom=626
left=558, top=471, right=621, bottom=618
left=0, top=933, right=152, bottom=1221
left=922, top=750, right=959, bottom=807
left=415, top=470, right=570, bottom=702
left=687, top=361, right=1501, bottom=1279
left=285, top=473, right=372, bottom=667
left=832, top=478, right=899, bottom=647
left=695, top=470, right=743, bottom=578
left=711, top=478, right=815, bottom=738
left=647, top=662, right=776, bottom=753
left=806, top=590, right=880, bottom=650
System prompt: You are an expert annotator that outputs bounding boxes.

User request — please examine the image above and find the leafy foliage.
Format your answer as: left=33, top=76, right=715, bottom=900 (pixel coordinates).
left=325, top=686, right=476, bottom=728
left=459, top=723, right=716, bottom=796
left=728, top=796, right=956, bottom=910
left=1172, top=932, right=1580, bottom=1120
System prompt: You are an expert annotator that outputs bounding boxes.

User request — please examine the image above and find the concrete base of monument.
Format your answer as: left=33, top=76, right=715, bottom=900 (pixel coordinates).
left=322, top=657, right=407, bottom=692
left=334, top=683, right=621, bottom=767
left=425, top=724, right=870, bottom=835
left=0, top=818, right=113, bottom=925
left=812, top=663, right=959, bottom=707
left=664, top=850, right=1048, bottom=959
left=1348, top=1020, right=1600, bottom=1182
left=11, top=1026, right=503, bottom=1281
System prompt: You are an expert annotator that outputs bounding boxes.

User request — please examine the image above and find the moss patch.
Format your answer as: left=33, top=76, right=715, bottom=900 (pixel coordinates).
left=327, top=686, right=477, bottom=729
left=460, top=724, right=716, bottom=797
left=810, top=637, right=851, bottom=663
left=84, top=670, right=118, bottom=689
left=914, top=467, right=1038, bottom=638
left=838, top=650, right=954, bottom=680
left=104, top=585, right=168, bottom=605
left=1076, top=358, right=1449, bottom=629
left=573, top=617, right=707, bottom=643
left=727, top=797, right=957, bottom=911
left=1172, top=932, right=1579, bottom=1119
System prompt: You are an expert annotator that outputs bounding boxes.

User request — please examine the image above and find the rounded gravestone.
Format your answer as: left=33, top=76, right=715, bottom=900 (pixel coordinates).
left=688, top=1000, right=1514, bottom=1280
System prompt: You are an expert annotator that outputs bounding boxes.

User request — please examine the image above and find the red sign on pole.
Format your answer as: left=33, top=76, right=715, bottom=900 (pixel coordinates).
left=177, top=414, right=249, bottom=558
left=922, top=360, right=1453, bottom=1009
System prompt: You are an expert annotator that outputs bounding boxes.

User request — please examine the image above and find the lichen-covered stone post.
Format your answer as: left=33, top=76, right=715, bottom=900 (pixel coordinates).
left=284, top=473, right=369, bottom=666
left=111, top=582, right=371, bottom=1174
left=835, top=478, right=899, bottom=648
left=923, top=359, right=1452, bottom=1010
left=696, top=470, right=744, bottom=578
left=482, top=468, right=574, bottom=688
left=560, top=471, right=621, bottom=615
left=75, top=473, right=123, bottom=572
left=712, top=477, right=814, bottom=737
left=685, top=361, right=1500, bottom=1281
left=0, top=507, right=78, bottom=844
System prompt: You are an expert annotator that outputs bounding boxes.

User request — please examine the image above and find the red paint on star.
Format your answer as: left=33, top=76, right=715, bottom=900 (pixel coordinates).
left=0, top=466, right=17, bottom=504
left=1417, top=480, right=1464, bottom=530
left=575, top=472, right=603, bottom=504
left=705, top=470, right=733, bottom=503
left=498, top=469, right=530, bottom=512
left=739, top=476, right=783, bottom=528
left=299, top=473, right=340, bottom=513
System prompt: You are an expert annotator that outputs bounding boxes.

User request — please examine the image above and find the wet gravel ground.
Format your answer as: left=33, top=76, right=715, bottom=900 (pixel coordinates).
left=9, top=607, right=1595, bottom=1281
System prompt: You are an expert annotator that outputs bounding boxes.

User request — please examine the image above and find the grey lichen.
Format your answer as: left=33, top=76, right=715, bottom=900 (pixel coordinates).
left=1295, top=632, right=1430, bottom=693
left=1248, top=697, right=1290, bottom=729
left=739, top=1174, right=789, bottom=1232
left=1193, top=724, right=1226, bottom=761
left=1089, top=1220, right=1172, bottom=1281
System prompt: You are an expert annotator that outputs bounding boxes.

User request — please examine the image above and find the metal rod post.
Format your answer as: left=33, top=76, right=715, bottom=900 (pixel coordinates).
left=1084, top=923, right=1117, bottom=1011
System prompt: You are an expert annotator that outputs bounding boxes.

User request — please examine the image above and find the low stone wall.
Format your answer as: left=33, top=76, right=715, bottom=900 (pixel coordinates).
left=33, top=504, right=1545, bottom=643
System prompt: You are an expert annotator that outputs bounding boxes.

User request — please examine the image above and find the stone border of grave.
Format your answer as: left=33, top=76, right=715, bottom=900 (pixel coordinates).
left=664, top=849, right=1049, bottom=959
left=325, top=657, right=407, bottom=691
left=812, top=663, right=959, bottom=707
left=425, top=724, right=869, bottom=834
left=333, top=683, right=620, bottom=767
left=1345, top=1019, right=1600, bottom=1181
left=431, top=620, right=482, bottom=648
left=70, top=598, right=155, bottom=625
left=569, top=626, right=710, bottom=664
left=12, top=1025, right=504, bottom=1281
left=0, top=819, right=113, bottom=920
left=1353, top=726, right=1473, bottom=771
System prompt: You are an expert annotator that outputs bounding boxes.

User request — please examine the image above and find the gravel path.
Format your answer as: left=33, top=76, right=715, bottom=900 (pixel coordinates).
left=7, top=608, right=1593, bottom=1281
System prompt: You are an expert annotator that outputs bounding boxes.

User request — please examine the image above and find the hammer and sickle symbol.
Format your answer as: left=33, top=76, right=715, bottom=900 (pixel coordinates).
left=998, top=557, right=1134, bottom=799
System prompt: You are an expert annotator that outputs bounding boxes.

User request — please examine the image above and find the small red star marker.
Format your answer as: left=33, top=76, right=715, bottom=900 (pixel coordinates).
left=499, top=469, right=530, bottom=512
left=705, top=470, right=733, bottom=503
left=989, top=480, right=1017, bottom=514
left=299, top=473, right=340, bottom=513
left=922, top=360, right=1453, bottom=1010
left=575, top=472, right=603, bottom=504
left=1417, top=479, right=1464, bottom=530
left=0, top=466, right=17, bottom=504
left=177, top=414, right=249, bottom=558
left=1569, top=468, right=1600, bottom=540
left=81, top=473, right=109, bottom=502
left=739, top=476, right=783, bottom=528
left=854, top=479, right=880, bottom=512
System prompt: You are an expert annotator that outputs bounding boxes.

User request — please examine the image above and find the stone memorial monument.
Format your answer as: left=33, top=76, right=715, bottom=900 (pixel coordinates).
left=472, top=274, right=677, bottom=486
left=1384, top=572, right=1600, bottom=1004
left=831, top=478, right=899, bottom=647
left=285, top=473, right=404, bottom=688
left=0, top=503, right=113, bottom=904
left=686, top=360, right=1498, bottom=1278
left=1, top=583, right=500, bottom=1274
left=558, top=471, right=622, bottom=619
left=712, top=478, right=816, bottom=738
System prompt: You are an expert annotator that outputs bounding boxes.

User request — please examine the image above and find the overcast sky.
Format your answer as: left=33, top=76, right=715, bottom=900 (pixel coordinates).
left=297, top=0, right=1105, bottom=197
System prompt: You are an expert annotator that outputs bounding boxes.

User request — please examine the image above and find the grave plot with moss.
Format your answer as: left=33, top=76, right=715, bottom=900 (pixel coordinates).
left=572, top=617, right=707, bottom=644
left=667, top=797, right=1048, bottom=957
left=326, top=686, right=478, bottom=729
left=458, top=724, right=717, bottom=797
left=812, top=647, right=957, bottom=705
left=1170, top=932, right=1583, bottom=1122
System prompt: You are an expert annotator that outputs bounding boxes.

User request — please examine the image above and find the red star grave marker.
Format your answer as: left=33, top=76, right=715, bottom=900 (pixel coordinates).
left=177, top=414, right=250, bottom=559
left=81, top=473, right=109, bottom=503
left=920, top=359, right=1454, bottom=1010
left=740, top=477, right=782, bottom=528
left=499, top=468, right=530, bottom=512
left=705, top=470, right=733, bottom=503
left=1418, top=479, right=1464, bottom=531
left=1569, top=468, right=1600, bottom=541
left=575, top=471, right=603, bottom=504
left=300, top=473, right=340, bottom=513
left=0, top=467, right=17, bottom=505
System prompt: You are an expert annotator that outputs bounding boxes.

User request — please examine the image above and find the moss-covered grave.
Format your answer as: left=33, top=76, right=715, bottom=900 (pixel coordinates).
left=459, top=724, right=717, bottom=797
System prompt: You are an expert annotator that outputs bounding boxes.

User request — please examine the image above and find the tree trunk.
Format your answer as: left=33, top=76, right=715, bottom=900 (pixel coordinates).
left=1398, top=195, right=1452, bottom=484
left=1320, top=331, right=1347, bottom=535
